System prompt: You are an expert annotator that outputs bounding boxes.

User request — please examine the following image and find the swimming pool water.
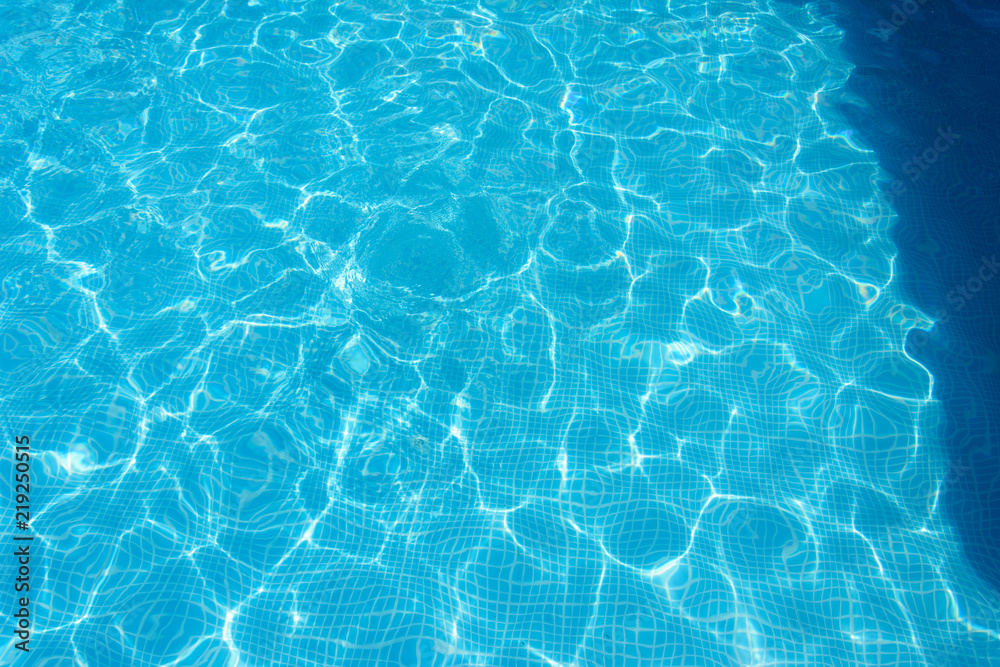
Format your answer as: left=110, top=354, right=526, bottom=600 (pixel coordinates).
left=1, top=0, right=998, bottom=665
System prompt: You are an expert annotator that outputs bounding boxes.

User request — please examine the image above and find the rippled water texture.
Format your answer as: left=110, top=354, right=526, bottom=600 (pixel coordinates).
left=1, top=1, right=998, bottom=665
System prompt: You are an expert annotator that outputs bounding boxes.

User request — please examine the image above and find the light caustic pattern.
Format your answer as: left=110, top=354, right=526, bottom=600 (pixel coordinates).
left=0, top=0, right=997, bottom=665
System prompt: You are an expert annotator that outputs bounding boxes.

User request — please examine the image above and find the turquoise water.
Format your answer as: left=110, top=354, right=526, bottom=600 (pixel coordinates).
left=1, top=1, right=998, bottom=665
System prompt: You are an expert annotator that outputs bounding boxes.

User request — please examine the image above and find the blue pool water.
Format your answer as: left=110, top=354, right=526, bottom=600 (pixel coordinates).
left=820, top=0, right=1000, bottom=612
left=1, top=1, right=998, bottom=666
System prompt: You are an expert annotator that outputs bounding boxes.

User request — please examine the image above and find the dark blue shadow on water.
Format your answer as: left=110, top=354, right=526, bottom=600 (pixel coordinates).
left=814, top=0, right=1000, bottom=595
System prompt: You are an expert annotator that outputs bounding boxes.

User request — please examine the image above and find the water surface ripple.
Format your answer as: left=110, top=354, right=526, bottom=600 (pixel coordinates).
left=0, top=1, right=997, bottom=665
